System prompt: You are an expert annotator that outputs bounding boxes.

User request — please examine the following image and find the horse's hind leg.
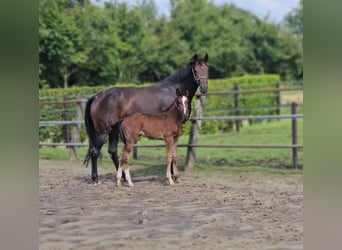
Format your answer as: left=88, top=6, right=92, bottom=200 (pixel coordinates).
left=108, top=125, right=126, bottom=180
left=90, top=133, right=106, bottom=184
left=108, top=125, right=120, bottom=170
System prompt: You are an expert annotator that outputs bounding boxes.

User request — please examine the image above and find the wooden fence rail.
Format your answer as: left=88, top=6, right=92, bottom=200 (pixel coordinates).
left=39, top=84, right=303, bottom=168
left=39, top=105, right=303, bottom=168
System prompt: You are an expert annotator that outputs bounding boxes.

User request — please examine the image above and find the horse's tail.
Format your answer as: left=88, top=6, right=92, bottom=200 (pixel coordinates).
left=83, top=96, right=96, bottom=167
left=117, top=119, right=126, bottom=145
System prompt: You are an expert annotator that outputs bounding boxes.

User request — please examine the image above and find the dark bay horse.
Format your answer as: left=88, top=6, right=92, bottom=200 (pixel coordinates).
left=84, top=53, right=209, bottom=183
left=117, top=89, right=189, bottom=187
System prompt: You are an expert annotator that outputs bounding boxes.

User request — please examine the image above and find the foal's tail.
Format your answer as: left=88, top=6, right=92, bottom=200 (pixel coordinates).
left=83, top=96, right=96, bottom=167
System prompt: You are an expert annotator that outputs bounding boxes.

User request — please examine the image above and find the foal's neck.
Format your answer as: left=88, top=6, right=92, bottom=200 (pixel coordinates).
left=168, top=103, right=184, bottom=124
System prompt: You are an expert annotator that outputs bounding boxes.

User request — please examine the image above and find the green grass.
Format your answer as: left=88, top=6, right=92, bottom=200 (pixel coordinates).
left=39, top=118, right=303, bottom=174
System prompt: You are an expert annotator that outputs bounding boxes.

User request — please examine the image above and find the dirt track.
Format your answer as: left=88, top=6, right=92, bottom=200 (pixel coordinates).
left=39, top=159, right=303, bottom=250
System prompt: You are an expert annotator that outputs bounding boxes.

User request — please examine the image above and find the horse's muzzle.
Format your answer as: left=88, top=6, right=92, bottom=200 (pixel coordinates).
left=200, top=85, right=208, bottom=94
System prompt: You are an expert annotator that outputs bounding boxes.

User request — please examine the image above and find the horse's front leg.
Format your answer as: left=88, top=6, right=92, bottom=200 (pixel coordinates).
left=171, top=138, right=180, bottom=182
left=166, top=138, right=175, bottom=186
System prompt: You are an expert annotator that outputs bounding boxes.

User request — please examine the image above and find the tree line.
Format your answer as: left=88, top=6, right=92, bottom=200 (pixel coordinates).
left=39, top=0, right=303, bottom=88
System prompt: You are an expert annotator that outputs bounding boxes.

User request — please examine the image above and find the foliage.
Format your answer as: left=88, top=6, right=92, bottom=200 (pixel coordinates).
left=283, top=0, right=303, bottom=39
left=39, top=0, right=303, bottom=88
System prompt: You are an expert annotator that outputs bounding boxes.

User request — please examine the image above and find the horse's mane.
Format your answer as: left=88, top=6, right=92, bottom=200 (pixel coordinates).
left=156, top=61, right=193, bottom=85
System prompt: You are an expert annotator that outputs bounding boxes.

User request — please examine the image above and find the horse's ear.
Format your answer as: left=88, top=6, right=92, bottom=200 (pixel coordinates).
left=185, top=90, right=189, bottom=97
left=192, top=54, right=199, bottom=61
left=176, top=88, right=181, bottom=96
left=204, top=53, right=209, bottom=62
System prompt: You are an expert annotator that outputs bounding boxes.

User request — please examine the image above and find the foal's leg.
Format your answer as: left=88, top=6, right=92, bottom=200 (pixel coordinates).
left=117, top=142, right=134, bottom=187
left=165, top=138, right=175, bottom=186
left=171, top=138, right=180, bottom=182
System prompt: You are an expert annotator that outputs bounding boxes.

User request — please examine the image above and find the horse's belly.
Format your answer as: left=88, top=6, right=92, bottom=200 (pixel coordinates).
left=143, top=132, right=164, bottom=140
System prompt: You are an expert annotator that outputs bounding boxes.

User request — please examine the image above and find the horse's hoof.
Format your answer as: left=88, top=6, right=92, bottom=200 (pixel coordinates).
left=128, top=183, right=134, bottom=188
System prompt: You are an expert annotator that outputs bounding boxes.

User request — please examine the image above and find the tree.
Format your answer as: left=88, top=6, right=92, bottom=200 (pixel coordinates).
left=39, top=0, right=88, bottom=88
left=283, top=0, right=303, bottom=39
left=39, top=0, right=303, bottom=88
left=281, top=0, right=303, bottom=80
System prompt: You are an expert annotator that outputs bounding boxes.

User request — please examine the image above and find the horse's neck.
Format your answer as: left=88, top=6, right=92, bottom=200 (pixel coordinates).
left=169, top=76, right=197, bottom=102
left=161, top=65, right=198, bottom=101
left=180, top=75, right=197, bottom=99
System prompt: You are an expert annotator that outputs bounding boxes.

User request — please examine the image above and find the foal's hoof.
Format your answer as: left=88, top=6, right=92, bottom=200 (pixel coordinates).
left=166, top=179, right=175, bottom=186
left=172, top=176, right=181, bottom=183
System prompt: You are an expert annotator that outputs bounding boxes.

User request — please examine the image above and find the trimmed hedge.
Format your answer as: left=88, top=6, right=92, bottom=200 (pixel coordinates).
left=39, top=74, right=280, bottom=143
left=200, top=74, right=280, bottom=133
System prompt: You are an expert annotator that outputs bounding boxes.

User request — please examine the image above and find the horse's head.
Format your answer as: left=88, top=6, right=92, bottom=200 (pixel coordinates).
left=192, top=53, right=209, bottom=94
left=176, top=88, right=190, bottom=122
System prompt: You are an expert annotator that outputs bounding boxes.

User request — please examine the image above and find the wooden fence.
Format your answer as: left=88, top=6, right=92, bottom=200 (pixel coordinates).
left=184, top=95, right=302, bottom=169
left=39, top=83, right=303, bottom=168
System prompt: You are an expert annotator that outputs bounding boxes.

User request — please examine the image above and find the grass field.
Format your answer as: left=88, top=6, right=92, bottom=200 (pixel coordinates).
left=39, top=118, right=303, bottom=174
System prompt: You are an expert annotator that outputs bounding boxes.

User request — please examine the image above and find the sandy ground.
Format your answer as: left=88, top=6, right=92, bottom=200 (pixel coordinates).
left=39, top=159, right=303, bottom=250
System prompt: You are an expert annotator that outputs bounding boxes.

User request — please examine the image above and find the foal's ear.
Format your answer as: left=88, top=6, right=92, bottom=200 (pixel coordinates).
left=176, top=88, right=181, bottom=97
left=204, top=53, right=209, bottom=62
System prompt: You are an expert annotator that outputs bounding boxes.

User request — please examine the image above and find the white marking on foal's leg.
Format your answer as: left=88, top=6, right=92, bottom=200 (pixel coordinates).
left=166, top=170, right=175, bottom=186
left=116, top=166, right=123, bottom=187
left=124, top=169, right=134, bottom=187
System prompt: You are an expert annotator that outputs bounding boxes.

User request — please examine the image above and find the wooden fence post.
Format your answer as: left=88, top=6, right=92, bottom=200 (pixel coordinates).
left=291, top=102, right=298, bottom=168
left=63, top=95, right=69, bottom=144
left=275, top=82, right=281, bottom=120
left=234, top=83, right=240, bottom=132
left=185, top=95, right=205, bottom=170
left=70, top=98, right=86, bottom=160
left=133, top=145, right=138, bottom=160
left=62, top=95, right=75, bottom=160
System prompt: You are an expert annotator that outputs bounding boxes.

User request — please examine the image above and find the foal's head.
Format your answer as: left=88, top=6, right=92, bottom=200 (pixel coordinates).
left=175, top=88, right=190, bottom=122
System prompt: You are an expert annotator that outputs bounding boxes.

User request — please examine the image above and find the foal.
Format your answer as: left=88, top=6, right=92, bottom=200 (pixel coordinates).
left=117, top=89, right=189, bottom=187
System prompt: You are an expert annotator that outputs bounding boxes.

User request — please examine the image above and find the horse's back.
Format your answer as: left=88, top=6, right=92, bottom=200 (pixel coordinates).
left=89, top=87, right=151, bottom=131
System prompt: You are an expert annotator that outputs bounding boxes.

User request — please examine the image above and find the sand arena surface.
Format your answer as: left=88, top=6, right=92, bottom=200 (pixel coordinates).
left=39, top=159, right=303, bottom=250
